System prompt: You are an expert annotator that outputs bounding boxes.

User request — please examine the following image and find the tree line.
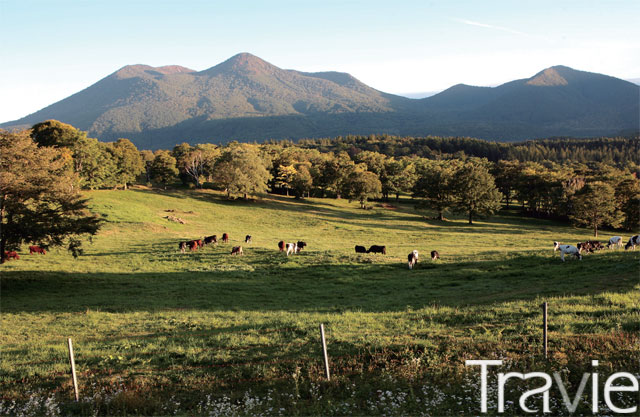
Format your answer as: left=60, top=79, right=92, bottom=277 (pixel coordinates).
left=3, top=120, right=639, bottom=241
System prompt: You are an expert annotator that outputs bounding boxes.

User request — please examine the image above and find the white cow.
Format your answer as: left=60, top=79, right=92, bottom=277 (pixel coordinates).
left=553, top=241, right=582, bottom=261
left=286, top=243, right=298, bottom=256
left=408, top=250, right=419, bottom=269
left=607, top=236, right=623, bottom=249
left=625, top=235, right=640, bottom=250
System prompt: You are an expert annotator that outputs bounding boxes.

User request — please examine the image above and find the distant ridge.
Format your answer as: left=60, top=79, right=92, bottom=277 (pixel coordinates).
left=2, top=54, right=638, bottom=149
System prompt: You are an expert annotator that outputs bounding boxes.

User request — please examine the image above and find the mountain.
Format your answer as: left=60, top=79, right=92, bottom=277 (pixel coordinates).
left=2, top=55, right=638, bottom=149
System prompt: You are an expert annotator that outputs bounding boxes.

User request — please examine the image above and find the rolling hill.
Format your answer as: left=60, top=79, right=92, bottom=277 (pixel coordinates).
left=2, top=53, right=638, bottom=149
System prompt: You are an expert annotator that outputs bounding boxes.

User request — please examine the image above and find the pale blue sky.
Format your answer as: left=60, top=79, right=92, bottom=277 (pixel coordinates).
left=1, top=0, right=638, bottom=121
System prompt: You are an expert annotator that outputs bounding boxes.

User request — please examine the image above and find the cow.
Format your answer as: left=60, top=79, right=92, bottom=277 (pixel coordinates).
left=286, top=243, right=297, bottom=256
left=187, top=240, right=199, bottom=251
left=4, top=251, right=19, bottom=260
left=29, top=245, right=46, bottom=255
left=222, top=233, right=229, bottom=243
left=431, top=250, right=440, bottom=261
left=204, top=235, right=217, bottom=245
left=408, top=250, right=419, bottom=270
left=231, top=246, right=243, bottom=255
left=355, top=245, right=367, bottom=253
left=296, top=241, right=307, bottom=253
left=554, top=241, right=582, bottom=261
left=625, top=235, right=640, bottom=250
left=195, top=239, right=203, bottom=249
left=245, top=235, right=252, bottom=244
left=607, top=236, right=623, bottom=249
left=179, top=241, right=187, bottom=253
left=278, top=240, right=286, bottom=252
left=367, top=245, right=386, bottom=254
left=577, top=241, right=604, bottom=254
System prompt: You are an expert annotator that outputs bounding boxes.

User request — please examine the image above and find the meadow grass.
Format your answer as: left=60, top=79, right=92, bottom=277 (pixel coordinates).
left=1, top=188, right=638, bottom=415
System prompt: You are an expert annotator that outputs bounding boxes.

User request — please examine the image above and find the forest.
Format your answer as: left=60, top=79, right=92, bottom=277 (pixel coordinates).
left=5, top=120, right=639, bottom=235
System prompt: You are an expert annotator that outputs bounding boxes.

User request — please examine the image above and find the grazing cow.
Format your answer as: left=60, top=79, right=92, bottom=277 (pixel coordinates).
left=625, top=235, right=640, bottom=250
left=195, top=239, right=203, bottom=249
left=4, top=251, right=19, bottom=260
left=408, top=250, right=419, bottom=270
left=204, top=235, right=217, bottom=245
left=29, top=245, right=46, bottom=255
left=286, top=243, right=297, bottom=256
left=222, top=233, right=229, bottom=243
left=296, top=241, right=307, bottom=253
left=607, top=236, right=623, bottom=249
left=278, top=240, right=286, bottom=252
left=187, top=240, right=199, bottom=251
left=553, top=241, right=582, bottom=261
left=577, top=241, right=604, bottom=254
left=245, top=235, right=252, bottom=244
left=231, top=246, right=243, bottom=255
left=431, top=250, right=440, bottom=261
left=355, top=245, right=367, bottom=253
left=367, top=245, right=386, bottom=255
left=179, top=241, right=187, bottom=253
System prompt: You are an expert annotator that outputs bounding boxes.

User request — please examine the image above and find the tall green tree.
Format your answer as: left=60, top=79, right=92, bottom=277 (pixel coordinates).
left=0, top=130, right=102, bottom=263
left=413, top=159, right=460, bottom=221
left=109, top=138, right=144, bottom=189
left=453, top=160, right=503, bottom=224
left=150, top=150, right=179, bottom=189
left=31, top=120, right=85, bottom=148
left=570, top=182, right=623, bottom=237
left=73, top=137, right=117, bottom=190
left=341, top=169, right=382, bottom=209
left=291, top=164, right=313, bottom=198
left=213, top=144, right=271, bottom=199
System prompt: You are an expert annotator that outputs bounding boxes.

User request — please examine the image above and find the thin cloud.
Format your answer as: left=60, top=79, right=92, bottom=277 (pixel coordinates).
left=454, top=18, right=529, bottom=36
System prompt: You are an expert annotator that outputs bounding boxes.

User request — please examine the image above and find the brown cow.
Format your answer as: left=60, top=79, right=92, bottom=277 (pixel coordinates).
left=29, top=245, right=46, bottom=255
left=204, top=235, right=217, bottom=245
left=431, top=250, right=440, bottom=261
left=278, top=240, right=285, bottom=252
left=231, top=246, right=243, bottom=255
left=222, top=233, right=229, bottom=243
left=4, top=251, right=19, bottom=260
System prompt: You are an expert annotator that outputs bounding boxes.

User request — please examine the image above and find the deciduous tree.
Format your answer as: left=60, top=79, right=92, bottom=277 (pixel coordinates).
left=0, top=130, right=101, bottom=263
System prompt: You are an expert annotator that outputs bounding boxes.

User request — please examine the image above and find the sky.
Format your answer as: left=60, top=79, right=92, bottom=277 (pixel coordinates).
left=1, top=0, right=639, bottom=122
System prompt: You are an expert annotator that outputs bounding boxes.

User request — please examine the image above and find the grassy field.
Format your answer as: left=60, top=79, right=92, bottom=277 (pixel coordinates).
left=1, top=188, right=638, bottom=416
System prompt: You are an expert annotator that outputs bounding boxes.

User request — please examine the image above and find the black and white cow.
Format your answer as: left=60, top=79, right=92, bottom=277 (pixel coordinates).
left=607, top=236, right=623, bottom=249
left=408, top=250, right=419, bottom=269
left=625, top=235, right=640, bottom=250
left=554, top=241, right=582, bottom=261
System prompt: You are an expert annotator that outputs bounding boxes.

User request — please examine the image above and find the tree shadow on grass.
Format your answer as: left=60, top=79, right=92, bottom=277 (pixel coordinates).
left=2, top=252, right=637, bottom=314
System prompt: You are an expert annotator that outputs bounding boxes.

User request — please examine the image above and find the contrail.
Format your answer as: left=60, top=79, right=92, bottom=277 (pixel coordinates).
left=454, top=18, right=529, bottom=36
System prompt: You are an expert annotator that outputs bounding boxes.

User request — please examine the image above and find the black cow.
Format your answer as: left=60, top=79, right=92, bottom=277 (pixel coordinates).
left=431, top=250, right=440, bottom=260
left=204, top=235, right=217, bottom=245
left=278, top=240, right=285, bottom=252
left=187, top=240, right=199, bottom=251
left=355, top=245, right=367, bottom=253
left=222, top=233, right=229, bottom=243
left=368, top=245, right=386, bottom=254
left=296, top=241, right=307, bottom=252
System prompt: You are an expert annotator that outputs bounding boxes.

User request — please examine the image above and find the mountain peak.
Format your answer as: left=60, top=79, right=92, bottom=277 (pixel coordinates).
left=202, top=52, right=279, bottom=76
left=112, top=64, right=195, bottom=79
left=526, top=66, right=570, bottom=86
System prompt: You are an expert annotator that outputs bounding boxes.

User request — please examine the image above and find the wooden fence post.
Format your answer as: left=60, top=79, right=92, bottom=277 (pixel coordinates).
left=319, top=324, right=331, bottom=381
left=542, top=302, right=548, bottom=358
left=67, top=337, right=79, bottom=401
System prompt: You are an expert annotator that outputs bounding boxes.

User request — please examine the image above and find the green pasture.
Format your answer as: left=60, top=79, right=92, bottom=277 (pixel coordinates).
left=1, top=189, right=638, bottom=415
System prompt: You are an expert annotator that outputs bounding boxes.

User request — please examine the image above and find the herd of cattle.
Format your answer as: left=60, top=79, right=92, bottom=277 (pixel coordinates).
left=176, top=234, right=443, bottom=269
left=3, top=235, right=638, bottom=267
left=553, top=235, right=639, bottom=261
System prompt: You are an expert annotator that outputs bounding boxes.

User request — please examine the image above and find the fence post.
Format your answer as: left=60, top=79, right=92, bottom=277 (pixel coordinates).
left=67, top=337, right=80, bottom=401
left=542, top=302, right=548, bottom=358
left=319, top=324, right=331, bottom=381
